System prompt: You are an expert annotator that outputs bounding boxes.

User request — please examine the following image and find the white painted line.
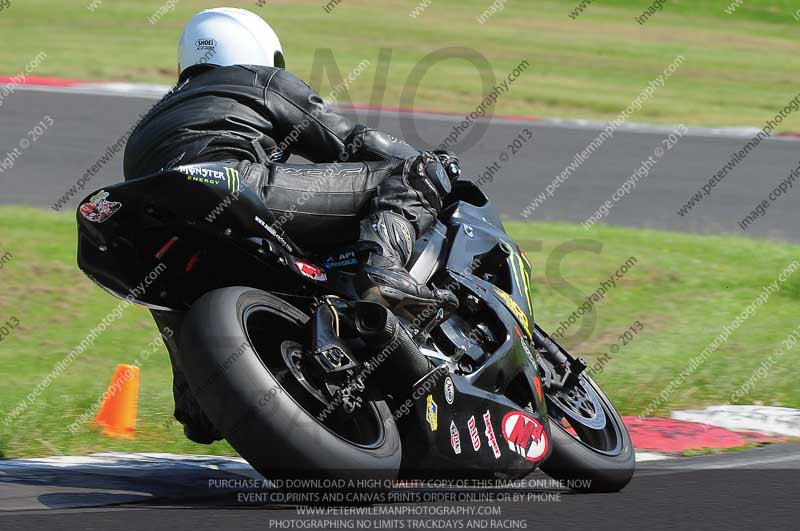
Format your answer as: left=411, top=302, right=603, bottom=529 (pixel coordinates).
left=534, top=117, right=784, bottom=141
left=1, top=450, right=674, bottom=474
left=11, top=83, right=168, bottom=100
left=656, top=453, right=800, bottom=470
left=635, top=451, right=673, bottom=462
left=0, top=452, right=256, bottom=475
left=673, top=406, right=800, bottom=438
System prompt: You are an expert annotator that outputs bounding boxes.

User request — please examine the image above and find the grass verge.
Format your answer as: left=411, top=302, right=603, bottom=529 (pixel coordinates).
left=1, top=1, right=799, bottom=129
left=1, top=207, right=799, bottom=458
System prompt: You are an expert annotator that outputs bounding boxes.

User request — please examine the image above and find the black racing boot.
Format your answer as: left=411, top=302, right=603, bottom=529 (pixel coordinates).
left=150, top=310, right=224, bottom=445
left=355, top=211, right=458, bottom=321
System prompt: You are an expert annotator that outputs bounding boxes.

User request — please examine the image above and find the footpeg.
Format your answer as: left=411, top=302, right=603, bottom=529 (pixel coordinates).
left=414, top=307, right=445, bottom=342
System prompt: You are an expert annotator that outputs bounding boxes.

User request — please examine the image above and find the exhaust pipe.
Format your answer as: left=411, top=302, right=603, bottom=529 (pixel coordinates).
left=352, top=302, right=433, bottom=391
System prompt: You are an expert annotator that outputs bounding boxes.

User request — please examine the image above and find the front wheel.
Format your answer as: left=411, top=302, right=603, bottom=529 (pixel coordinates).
left=177, top=287, right=402, bottom=480
left=540, top=373, right=635, bottom=493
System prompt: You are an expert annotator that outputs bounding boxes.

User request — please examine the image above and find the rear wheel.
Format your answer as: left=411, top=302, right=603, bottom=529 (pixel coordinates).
left=178, top=287, right=401, bottom=480
left=540, top=374, right=635, bottom=493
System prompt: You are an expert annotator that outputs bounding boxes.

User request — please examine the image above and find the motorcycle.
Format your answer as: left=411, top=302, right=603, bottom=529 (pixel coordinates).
left=76, top=162, right=634, bottom=492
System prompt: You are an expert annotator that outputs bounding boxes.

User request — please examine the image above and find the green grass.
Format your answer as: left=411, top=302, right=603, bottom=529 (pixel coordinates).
left=511, top=221, right=800, bottom=419
left=0, top=208, right=235, bottom=458
left=676, top=440, right=800, bottom=457
left=1, top=207, right=799, bottom=458
left=2, top=1, right=799, bottom=129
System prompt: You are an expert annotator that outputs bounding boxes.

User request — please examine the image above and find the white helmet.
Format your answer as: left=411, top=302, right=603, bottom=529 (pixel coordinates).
left=177, top=8, right=284, bottom=75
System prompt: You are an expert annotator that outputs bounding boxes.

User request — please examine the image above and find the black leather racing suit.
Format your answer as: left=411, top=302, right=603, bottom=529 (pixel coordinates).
left=123, top=64, right=452, bottom=442
left=123, top=64, right=446, bottom=251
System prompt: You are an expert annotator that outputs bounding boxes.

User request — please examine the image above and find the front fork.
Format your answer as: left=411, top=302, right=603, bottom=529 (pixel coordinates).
left=532, top=323, right=588, bottom=393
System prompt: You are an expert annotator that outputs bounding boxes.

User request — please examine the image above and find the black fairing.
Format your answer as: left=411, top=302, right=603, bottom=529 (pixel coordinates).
left=76, top=163, right=325, bottom=310
left=399, top=181, right=548, bottom=474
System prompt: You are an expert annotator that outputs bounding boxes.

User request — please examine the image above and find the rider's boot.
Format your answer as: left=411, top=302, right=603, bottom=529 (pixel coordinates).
left=355, top=211, right=457, bottom=321
left=150, top=310, right=223, bottom=444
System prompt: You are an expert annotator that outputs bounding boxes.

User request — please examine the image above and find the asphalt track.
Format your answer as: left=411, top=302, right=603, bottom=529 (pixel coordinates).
left=1, top=443, right=799, bottom=530
left=1, top=88, right=799, bottom=243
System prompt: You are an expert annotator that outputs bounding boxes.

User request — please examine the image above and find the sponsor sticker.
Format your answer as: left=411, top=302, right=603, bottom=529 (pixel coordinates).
left=295, top=261, right=327, bottom=282
left=324, top=250, right=358, bottom=269
left=254, top=215, right=293, bottom=253
left=443, top=377, right=455, bottom=405
left=449, top=420, right=461, bottom=455
left=483, top=411, right=502, bottom=459
left=223, top=167, right=240, bottom=192
left=520, top=337, right=536, bottom=367
left=196, top=38, right=216, bottom=51
left=280, top=167, right=365, bottom=177
left=501, top=411, right=548, bottom=462
left=425, top=395, right=438, bottom=432
left=179, top=165, right=240, bottom=192
left=494, top=286, right=531, bottom=338
left=79, top=190, right=121, bottom=224
left=468, top=415, right=481, bottom=451
left=324, top=257, right=358, bottom=269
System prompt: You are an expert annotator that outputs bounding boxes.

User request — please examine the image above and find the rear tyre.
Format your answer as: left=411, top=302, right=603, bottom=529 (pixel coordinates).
left=178, top=287, right=401, bottom=480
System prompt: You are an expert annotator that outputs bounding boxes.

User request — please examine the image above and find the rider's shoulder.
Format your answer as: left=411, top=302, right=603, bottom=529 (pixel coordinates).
left=262, top=67, right=314, bottom=95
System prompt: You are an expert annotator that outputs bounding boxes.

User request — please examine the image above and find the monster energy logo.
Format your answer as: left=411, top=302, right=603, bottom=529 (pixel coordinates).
left=224, top=167, right=240, bottom=193
left=185, top=166, right=240, bottom=192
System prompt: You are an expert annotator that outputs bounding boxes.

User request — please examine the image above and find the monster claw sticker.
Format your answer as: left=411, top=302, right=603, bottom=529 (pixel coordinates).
left=425, top=395, right=438, bottom=432
left=223, top=166, right=241, bottom=192
left=79, top=190, right=121, bottom=224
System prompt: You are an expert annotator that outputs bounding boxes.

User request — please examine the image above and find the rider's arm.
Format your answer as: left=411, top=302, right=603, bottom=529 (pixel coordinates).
left=265, top=69, right=420, bottom=163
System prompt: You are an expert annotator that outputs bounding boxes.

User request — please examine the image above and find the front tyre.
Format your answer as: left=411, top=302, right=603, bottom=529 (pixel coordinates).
left=177, top=287, right=401, bottom=480
left=540, top=374, right=635, bottom=493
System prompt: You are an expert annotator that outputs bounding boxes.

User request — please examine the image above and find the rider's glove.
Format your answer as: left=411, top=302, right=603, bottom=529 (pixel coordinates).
left=432, top=150, right=461, bottom=183
left=404, top=151, right=452, bottom=211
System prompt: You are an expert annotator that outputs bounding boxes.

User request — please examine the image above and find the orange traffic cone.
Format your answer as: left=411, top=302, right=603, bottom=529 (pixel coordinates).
left=92, top=364, right=140, bottom=439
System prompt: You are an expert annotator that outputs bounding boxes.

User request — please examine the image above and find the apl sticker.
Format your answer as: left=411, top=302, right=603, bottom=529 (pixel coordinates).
left=444, top=377, right=455, bottom=405
left=467, top=415, right=481, bottom=451
left=483, top=411, right=502, bottom=459
left=501, top=411, right=548, bottom=462
left=324, top=250, right=358, bottom=269
left=79, top=190, right=121, bottom=224
left=425, top=395, right=438, bottom=432
left=450, top=420, right=461, bottom=455
left=295, top=261, right=327, bottom=281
